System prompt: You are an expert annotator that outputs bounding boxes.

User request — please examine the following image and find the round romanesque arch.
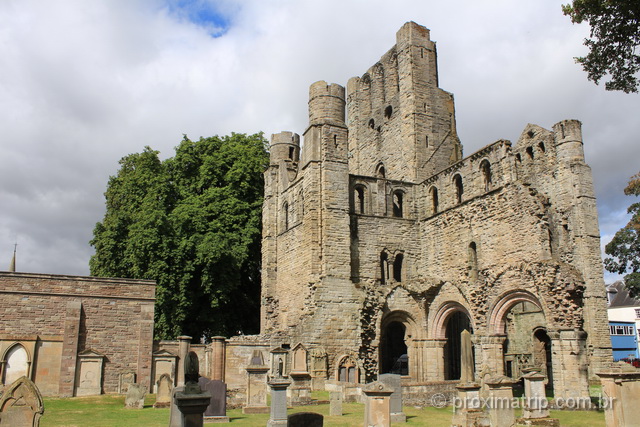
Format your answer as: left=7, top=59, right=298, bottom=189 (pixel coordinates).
left=430, top=301, right=474, bottom=340
left=487, top=290, right=543, bottom=335
left=379, top=310, right=417, bottom=376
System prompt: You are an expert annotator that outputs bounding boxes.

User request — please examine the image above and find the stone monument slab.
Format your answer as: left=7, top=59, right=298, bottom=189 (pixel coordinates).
left=154, top=373, right=172, bottom=408
left=0, top=376, right=44, bottom=427
left=124, top=383, right=147, bottom=409
left=198, top=377, right=229, bottom=422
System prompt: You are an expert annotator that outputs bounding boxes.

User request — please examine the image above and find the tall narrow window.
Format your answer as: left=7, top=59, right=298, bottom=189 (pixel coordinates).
left=377, top=163, right=386, bottom=178
left=468, top=242, right=478, bottom=281
left=283, top=202, right=289, bottom=230
left=393, top=253, right=403, bottom=282
left=380, top=251, right=389, bottom=284
left=288, top=146, right=294, bottom=160
left=453, top=174, right=463, bottom=204
left=430, top=186, right=439, bottom=214
left=392, top=191, right=403, bottom=218
left=355, top=186, right=365, bottom=214
left=480, top=160, right=492, bottom=192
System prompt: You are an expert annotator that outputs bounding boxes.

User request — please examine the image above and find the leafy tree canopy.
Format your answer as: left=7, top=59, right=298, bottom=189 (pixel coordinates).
left=605, top=172, right=640, bottom=296
left=90, top=133, right=269, bottom=340
left=563, top=0, right=640, bottom=93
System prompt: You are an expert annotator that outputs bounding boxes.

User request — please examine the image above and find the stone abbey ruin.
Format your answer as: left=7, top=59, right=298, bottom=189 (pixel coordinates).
left=0, top=22, right=612, bottom=403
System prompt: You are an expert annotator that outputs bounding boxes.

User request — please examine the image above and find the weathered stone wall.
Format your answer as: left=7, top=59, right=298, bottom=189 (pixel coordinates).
left=256, top=20, right=611, bottom=400
left=0, top=272, right=155, bottom=396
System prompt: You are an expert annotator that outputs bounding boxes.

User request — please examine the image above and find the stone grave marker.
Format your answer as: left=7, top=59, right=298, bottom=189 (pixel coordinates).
left=154, top=373, right=172, bottom=408
left=378, top=373, right=406, bottom=422
left=0, top=376, right=44, bottom=427
left=362, top=381, right=394, bottom=427
left=198, top=377, right=229, bottom=422
left=267, top=376, right=291, bottom=427
left=118, top=371, right=136, bottom=394
left=288, top=411, right=323, bottom=426
left=243, top=350, right=269, bottom=414
left=329, top=391, right=342, bottom=416
left=124, top=383, right=147, bottom=409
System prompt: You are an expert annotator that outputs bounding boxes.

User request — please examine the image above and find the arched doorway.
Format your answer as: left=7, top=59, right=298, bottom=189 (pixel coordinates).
left=380, top=321, right=408, bottom=375
left=444, top=311, right=473, bottom=380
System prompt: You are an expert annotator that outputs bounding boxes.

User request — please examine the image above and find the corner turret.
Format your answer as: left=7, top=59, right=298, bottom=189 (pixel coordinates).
left=308, top=81, right=346, bottom=127
left=553, top=119, right=584, bottom=163
left=270, top=131, right=300, bottom=165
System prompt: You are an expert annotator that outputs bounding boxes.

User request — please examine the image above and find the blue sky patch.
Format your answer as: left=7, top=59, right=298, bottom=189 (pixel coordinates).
left=165, top=0, right=234, bottom=37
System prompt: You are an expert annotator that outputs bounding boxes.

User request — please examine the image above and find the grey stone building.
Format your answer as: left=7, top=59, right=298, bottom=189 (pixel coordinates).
left=218, top=21, right=613, bottom=401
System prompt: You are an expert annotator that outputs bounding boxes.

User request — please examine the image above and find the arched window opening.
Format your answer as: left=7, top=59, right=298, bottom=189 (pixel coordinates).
left=338, top=357, right=358, bottom=383
left=380, top=321, right=408, bottom=375
left=526, top=146, right=534, bottom=159
left=393, top=253, right=403, bottom=282
left=480, top=160, right=492, bottom=192
left=354, top=186, right=365, bottom=214
left=516, top=153, right=522, bottom=163
left=453, top=174, right=463, bottom=204
left=444, top=312, right=473, bottom=380
left=384, top=106, right=393, bottom=119
left=380, top=251, right=389, bottom=285
left=369, top=119, right=375, bottom=129
left=538, top=142, right=546, bottom=153
left=430, top=186, right=439, bottom=214
left=3, top=344, right=29, bottom=385
left=376, top=164, right=386, bottom=179
left=468, top=242, right=478, bottom=281
left=392, top=191, right=403, bottom=218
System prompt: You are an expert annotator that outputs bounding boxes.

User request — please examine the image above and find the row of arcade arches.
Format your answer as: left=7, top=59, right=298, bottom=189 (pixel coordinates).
left=377, top=290, right=553, bottom=389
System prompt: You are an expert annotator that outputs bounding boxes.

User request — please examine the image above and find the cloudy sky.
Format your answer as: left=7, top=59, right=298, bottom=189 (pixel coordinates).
left=0, top=0, right=638, bottom=283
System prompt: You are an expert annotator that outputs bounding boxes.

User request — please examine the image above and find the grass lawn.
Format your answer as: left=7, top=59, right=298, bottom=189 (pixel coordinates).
left=41, top=394, right=605, bottom=427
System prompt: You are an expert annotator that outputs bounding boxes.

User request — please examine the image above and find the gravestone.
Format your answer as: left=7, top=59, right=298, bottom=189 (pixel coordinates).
left=484, top=376, right=515, bottom=427
left=597, top=363, right=640, bottom=427
left=175, top=351, right=211, bottom=427
left=288, top=411, right=323, bottom=427
left=267, top=376, right=291, bottom=427
left=243, top=350, right=269, bottom=414
left=74, top=349, right=105, bottom=396
left=124, top=383, right=147, bottom=409
left=168, top=385, right=184, bottom=427
left=289, top=343, right=311, bottom=404
left=362, top=381, right=394, bottom=427
left=154, top=373, right=172, bottom=408
left=378, top=373, right=406, bottom=422
left=451, top=330, right=488, bottom=427
left=516, top=371, right=559, bottom=426
left=0, top=376, right=44, bottom=427
left=198, top=377, right=229, bottom=423
left=118, top=371, right=136, bottom=394
left=329, top=391, right=342, bottom=416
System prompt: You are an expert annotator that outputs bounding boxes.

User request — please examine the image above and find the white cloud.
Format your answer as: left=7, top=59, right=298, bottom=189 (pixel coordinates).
left=0, top=0, right=638, bottom=282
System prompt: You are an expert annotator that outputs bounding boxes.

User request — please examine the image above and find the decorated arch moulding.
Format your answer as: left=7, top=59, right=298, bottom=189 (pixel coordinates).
left=430, top=300, right=475, bottom=340
left=487, top=290, right=545, bottom=336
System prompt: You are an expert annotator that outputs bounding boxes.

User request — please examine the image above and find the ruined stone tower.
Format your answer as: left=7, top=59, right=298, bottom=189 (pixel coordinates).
left=256, top=21, right=611, bottom=400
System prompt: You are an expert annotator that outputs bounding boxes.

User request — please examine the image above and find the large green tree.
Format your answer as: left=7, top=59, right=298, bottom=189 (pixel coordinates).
left=90, top=133, right=269, bottom=340
left=605, top=172, right=640, bottom=296
left=563, top=0, right=640, bottom=93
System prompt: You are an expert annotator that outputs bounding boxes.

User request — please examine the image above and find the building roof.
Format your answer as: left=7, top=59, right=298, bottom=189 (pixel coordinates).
left=607, top=281, right=640, bottom=308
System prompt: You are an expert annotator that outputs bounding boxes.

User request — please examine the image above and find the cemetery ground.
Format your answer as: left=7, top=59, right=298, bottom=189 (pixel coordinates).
left=41, top=391, right=605, bottom=427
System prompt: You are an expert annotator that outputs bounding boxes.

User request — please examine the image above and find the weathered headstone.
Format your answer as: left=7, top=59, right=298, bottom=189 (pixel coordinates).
left=267, top=376, right=291, bottom=427
left=362, top=381, right=394, bottom=427
left=175, top=351, right=211, bottom=427
left=460, top=329, right=474, bottom=384
left=516, top=370, right=559, bottom=427
left=74, top=349, right=105, bottom=396
left=124, top=383, right=147, bottom=409
left=288, top=411, right=323, bottom=427
left=154, top=373, right=172, bottom=408
left=118, top=371, right=136, bottom=394
left=243, top=350, right=269, bottom=414
left=0, top=376, right=44, bottom=427
left=329, top=391, right=342, bottom=416
left=484, top=376, right=515, bottom=427
left=289, top=343, right=311, bottom=405
left=198, top=377, right=229, bottom=423
left=168, top=385, right=184, bottom=427
left=378, top=373, right=406, bottom=422
left=451, top=330, right=488, bottom=427
left=597, top=363, right=640, bottom=427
